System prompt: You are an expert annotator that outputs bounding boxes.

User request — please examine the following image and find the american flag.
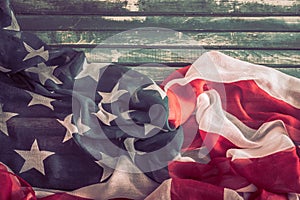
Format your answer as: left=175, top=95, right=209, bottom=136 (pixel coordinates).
left=1, top=0, right=300, bottom=199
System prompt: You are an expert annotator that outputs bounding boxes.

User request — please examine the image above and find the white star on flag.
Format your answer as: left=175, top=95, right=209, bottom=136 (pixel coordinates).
left=143, top=83, right=166, bottom=99
left=124, top=138, right=146, bottom=161
left=144, top=123, right=167, bottom=136
left=0, top=104, right=18, bottom=136
left=26, top=62, right=62, bottom=85
left=93, top=103, right=118, bottom=126
left=95, top=152, right=118, bottom=182
left=75, top=59, right=109, bottom=82
left=3, top=10, right=20, bottom=31
left=98, top=82, right=127, bottom=104
left=27, top=91, right=55, bottom=110
left=76, top=117, right=91, bottom=136
left=57, top=114, right=78, bottom=143
left=57, top=114, right=90, bottom=142
left=0, top=65, right=11, bottom=73
left=22, top=42, right=49, bottom=62
left=120, top=110, right=135, bottom=120
left=14, top=139, right=55, bottom=175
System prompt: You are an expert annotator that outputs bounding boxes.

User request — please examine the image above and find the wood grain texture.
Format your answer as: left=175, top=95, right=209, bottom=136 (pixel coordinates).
left=8, top=0, right=300, bottom=81
left=277, top=68, right=300, bottom=78
left=17, top=15, right=300, bottom=32
left=34, top=31, right=300, bottom=50
left=10, top=0, right=300, bottom=16
left=128, top=67, right=300, bottom=82
left=74, top=48, right=300, bottom=67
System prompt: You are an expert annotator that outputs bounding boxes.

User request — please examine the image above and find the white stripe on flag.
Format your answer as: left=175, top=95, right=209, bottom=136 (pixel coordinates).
left=195, top=90, right=295, bottom=159
left=224, top=188, right=244, bottom=200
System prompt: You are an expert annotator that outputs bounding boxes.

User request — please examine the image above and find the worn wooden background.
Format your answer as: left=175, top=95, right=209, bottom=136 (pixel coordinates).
left=10, top=0, right=300, bottom=81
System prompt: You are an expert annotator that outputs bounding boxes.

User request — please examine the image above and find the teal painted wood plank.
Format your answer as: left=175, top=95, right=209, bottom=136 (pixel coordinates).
left=138, top=0, right=300, bottom=16
left=74, top=48, right=300, bottom=67
left=129, top=66, right=300, bottom=82
left=34, top=31, right=300, bottom=50
left=277, top=68, right=300, bottom=78
left=17, top=15, right=300, bottom=31
left=10, top=0, right=300, bottom=16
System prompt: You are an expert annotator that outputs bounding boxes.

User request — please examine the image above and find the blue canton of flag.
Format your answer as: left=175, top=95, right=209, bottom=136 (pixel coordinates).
left=0, top=0, right=183, bottom=198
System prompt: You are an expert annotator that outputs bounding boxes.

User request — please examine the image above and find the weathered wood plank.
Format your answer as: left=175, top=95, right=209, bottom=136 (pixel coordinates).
left=17, top=16, right=300, bottom=32
left=10, top=0, right=300, bottom=16
left=75, top=49, right=300, bottom=67
left=277, top=68, right=300, bottom=79
left=220, top=50, right=300, bottom=67
left=138, top=0, right=300, bottom=16
left=129, top=67, right=300, bottom=82
left=34, top=31, right=300, bottom=50
left=130, top=66, right=178, bottom=82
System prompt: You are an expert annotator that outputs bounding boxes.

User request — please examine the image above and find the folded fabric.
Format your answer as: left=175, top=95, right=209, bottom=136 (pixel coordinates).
left=0, top=0, right=181, bottom=199
left=1, top=0, right=300, bottom=199
left=160, top=51, right=300, bottom=199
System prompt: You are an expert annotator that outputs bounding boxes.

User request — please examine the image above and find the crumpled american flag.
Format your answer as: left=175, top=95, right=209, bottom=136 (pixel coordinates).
left=0, top=1, right=299, bottom=200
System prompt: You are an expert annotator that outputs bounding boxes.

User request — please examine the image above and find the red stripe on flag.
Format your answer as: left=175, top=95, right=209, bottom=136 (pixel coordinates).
left=231, top=147, right=300, bottom=194
left=250, top=189, right=289, bottom=200
left=215, top=80, right=300, bottom=143
left=0, top=163, right=36, bottom=200
left=169, top=159, right=250, bottom=190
